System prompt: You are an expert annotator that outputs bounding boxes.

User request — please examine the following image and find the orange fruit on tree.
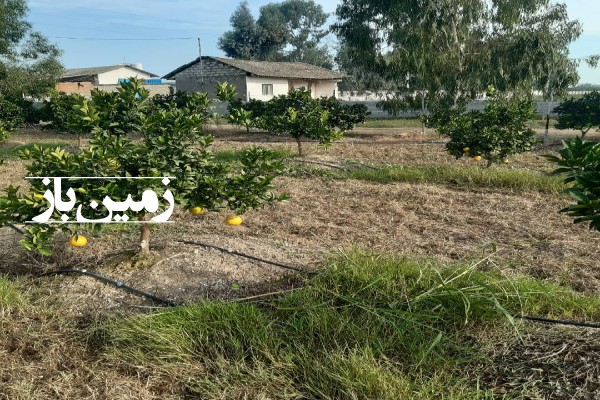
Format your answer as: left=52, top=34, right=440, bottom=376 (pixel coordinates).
left=69, top=235, right=88, bottom=247
left=473, top=156, right=482, bottom=161
left=225, top=216, right=243, bottom=226
left=189, top=206, right=204, bottom=215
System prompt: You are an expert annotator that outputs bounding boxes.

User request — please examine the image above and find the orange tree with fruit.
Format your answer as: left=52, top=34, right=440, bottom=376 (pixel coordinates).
left=433, top=86, right=539, bottom=167
left=0, top=78, right=285, bottom=255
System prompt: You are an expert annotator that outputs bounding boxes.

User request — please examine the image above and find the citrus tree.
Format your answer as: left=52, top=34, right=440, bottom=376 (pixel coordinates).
left=546, top=137, right=600, bottom=231
left=263, top=89, right=341, bottom=156
left=227, top=90, right=362, bottom=156
left=439, top=87, right=538, bottom=167
left=0, top=78, right=286, bottom=256
left=555, top=91, right=600, bottom=139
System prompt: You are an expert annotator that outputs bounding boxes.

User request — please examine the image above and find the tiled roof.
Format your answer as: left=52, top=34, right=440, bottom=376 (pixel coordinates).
left=163, top=57, right=346, bottom=80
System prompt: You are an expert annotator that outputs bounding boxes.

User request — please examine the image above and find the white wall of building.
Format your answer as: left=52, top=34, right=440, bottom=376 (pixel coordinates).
left=289, top=80, right=309, bottom=93
left=97, top=67, right=154, bottom=85
left=246, top=76, right=288, bottom=100
left=314, top=81, right=338, bottom=98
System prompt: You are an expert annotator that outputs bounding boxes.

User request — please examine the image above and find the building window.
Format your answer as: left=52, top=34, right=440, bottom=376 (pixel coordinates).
left=262, top=84, right=273, bottom=96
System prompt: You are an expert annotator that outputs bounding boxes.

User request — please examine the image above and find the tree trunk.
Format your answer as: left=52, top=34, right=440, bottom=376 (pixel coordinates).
left=77, top=134, right=81, bottom=148
left=140, top=221, right=150, bottom=255
left=486, top=159, right=493, bottom=168
left=543, top=91, right=554, bottom=143
left=582, top=128, right=590, bottom=140
left=421, top=93, right=427, bottom=135
left=295, top=137, right=303, bottom=157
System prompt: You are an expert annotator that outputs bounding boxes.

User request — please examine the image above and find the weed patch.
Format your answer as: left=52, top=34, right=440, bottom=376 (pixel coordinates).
left=329, top=164, right=567, bottom=193
left=97, top=251, right=600, bottom=398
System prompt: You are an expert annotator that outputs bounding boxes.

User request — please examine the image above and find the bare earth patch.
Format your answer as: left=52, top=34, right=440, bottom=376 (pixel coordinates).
left=1, top=125, right=600, bottom=398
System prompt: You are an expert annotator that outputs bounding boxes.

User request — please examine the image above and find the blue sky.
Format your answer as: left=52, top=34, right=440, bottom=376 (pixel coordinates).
left=28, top=0, right=600, bottom=83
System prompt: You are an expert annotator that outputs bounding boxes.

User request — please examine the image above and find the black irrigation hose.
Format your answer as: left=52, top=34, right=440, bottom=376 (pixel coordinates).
left=7, top=223, right=26, bottom=235
left=38, top=269, right=178, bottom=307
left=10, top=226, right=600, bottom=327
left=32, top=270, right=600, bottom=329
left=176, top=239, right=309, bottom=274
left=516, top=314, right=600, bottom=329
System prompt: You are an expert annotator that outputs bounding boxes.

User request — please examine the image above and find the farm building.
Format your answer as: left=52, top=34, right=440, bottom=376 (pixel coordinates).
left=163, top=56, right=346, bottom=100
left=56, top=64, right=170, bottom=96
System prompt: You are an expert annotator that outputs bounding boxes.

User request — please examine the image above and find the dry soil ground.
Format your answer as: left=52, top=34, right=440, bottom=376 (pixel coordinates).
left=0, top=124, right=599, bottom=399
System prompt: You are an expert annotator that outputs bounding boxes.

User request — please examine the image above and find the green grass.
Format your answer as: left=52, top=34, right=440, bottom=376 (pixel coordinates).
left=328, top=164, right=567, bottom=193
left=360, top=118, right=423, bottom=128
left=0, top=276, right=26, bottom=315
left=95, top=251, right=600, bottom=398
left=0, top=142, right=70, bottom=159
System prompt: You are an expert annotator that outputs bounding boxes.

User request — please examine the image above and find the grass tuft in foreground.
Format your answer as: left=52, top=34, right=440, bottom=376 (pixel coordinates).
left=95, top=251, right=600, bottom=399
left=330, top=164, right=567, bottom=193
left=0, top=276, right=26, bottom=316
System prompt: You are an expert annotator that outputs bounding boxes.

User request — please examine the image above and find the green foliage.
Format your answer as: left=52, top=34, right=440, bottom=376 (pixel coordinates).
left=227, top=91, right=368, bottom=155
left=0, top=79, right=285, bottom=254
left=0, top=122, right=9, bottom=144
left=437, top=88, right=539, bottom=166
left=218, top=0, right=332, bottom=67
left=98, top=251, right=600, bottom=398
left=0, top=0, right=62, bottom=99
left=334, top=0, right=583, bottom=110
left=0, top=141, right=69, bottom=159
left=546, top=137, right=600, bottom=231
left=149, top=87, right=212, bottom=116
left=0, top=96, right=24, bottom=131
left=555, top=91, right=600, bottom=138
left=264, top=89, right=342, bottom=155
left=43, top=91, right=86, bottom=133
left=318, top=96, right=370, bottom=130
left=228, top=107, right=254, bottom=133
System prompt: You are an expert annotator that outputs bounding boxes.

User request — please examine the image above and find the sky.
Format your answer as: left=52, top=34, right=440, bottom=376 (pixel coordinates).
left=27, top=0, right=600, bottom=84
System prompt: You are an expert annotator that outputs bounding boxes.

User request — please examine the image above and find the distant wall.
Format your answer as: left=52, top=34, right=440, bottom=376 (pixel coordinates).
left=55, top=81, right=94, bottom=95
left=339, top=100, right=563, bottom=119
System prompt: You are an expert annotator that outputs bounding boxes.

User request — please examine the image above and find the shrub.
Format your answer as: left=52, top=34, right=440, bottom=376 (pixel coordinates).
left=0, top=96, right=24, bottom=132
left=0, top=78, right=286, bottom=255
left=555, top=91, right=600, bottom=139
left=263, top=89, right=341, bottom=156
left=436, top=86, right=538, bottom=167
left=149, top=87, right=213, bottom=117
left=318, top=96, right=370, bottom=131
left=546, top=137, right=600, bottom=231
left=227, top=92, right=368, bottom=153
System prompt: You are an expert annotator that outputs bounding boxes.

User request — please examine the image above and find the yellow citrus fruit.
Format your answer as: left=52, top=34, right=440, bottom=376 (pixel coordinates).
left=35, top=194, right=44, bottom=200
left=463, top=147, right=470, bottom=152
left=69, top=235, right=88, bottom=247
left=473, top=156, right=482, bottom=161
left=189, top=206, right=204, bottom=215
left=502, top=159, right=509, bottom=164
left=225, top=216, right=243, bottom=226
